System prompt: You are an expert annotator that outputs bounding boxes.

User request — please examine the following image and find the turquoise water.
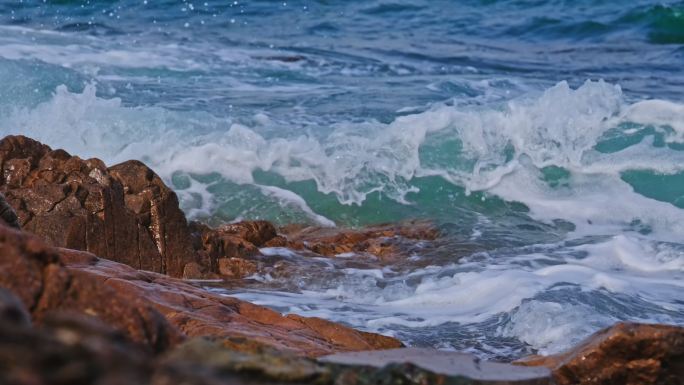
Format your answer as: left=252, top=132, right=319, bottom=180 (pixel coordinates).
left=1, top=0, right=683, bottom=360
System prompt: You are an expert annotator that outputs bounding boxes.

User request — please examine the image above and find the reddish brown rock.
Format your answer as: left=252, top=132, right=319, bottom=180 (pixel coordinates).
left=285, top=314, right=401, bottom=353
left=280, top=220, right=440, bottom=262
left=0, top=135, right=197, bottom=278
left=217, top=220, right=278, bottom=246
left=0, top=310, right=153, bottom=385
left=67, top=252, right=403, bottom=357
left=0, top=302, right=542, bottom=385
left=218, top=257, right=258, bottom=279
left=0, top=223, right=402, bottom=357
left=517, top=322, right=684, bottom=385
left=192, top=222, right=260, bottom=259
left=0, top=224, right=183, bottom=352
left=109, top=160, right=198, bottom=277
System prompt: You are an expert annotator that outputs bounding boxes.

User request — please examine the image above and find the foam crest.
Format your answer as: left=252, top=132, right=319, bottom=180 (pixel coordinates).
left=620, top=99, right=684, bottom=142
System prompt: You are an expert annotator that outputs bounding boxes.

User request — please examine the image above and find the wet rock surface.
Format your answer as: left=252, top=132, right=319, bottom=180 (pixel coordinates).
left=0, top=223, right=401, bottom=357
left=517, top=322, right=684, bottom=385
left=0, top=310, right=547, bottom=385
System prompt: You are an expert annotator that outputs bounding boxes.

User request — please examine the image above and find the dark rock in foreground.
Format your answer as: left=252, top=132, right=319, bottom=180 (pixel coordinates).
left=0, top=296, right=153, bottom=385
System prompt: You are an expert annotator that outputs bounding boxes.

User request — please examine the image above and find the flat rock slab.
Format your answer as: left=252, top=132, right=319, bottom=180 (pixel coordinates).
left=321, top=348, right=552, bottom=384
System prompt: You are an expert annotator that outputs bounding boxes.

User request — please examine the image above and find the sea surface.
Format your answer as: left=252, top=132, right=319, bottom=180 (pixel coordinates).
left=1, top=0, right=683, bottom=361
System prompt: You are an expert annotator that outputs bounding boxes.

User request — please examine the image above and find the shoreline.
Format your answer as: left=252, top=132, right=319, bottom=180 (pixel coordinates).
left=0, top=134, right=682, bottom=384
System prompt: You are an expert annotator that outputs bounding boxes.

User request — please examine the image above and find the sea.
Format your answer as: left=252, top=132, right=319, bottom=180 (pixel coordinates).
left=1, top=0, right=683, bottom=361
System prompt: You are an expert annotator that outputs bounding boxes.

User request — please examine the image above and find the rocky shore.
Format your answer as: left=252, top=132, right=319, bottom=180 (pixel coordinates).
left=0, top=135, right=682, bottom=385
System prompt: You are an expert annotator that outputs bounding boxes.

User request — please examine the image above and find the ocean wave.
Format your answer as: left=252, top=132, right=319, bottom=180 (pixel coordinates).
left=2, top=80, right=684, bottom=233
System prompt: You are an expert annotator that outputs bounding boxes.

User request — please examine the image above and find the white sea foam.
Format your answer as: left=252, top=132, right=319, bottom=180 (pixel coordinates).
left=620, top=99, right=684, bottom=141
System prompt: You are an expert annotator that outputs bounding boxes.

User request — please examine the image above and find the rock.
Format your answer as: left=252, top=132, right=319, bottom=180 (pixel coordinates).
left=0, top=224, right=413, bottom=384
left=189, top=221, right=269, bottom=273
left=165, top=339, right=553, bottom=385
left=218, top=257, right=258, bottom=279
left=0, top=288, right=30, bottom=327
left=517, top=322, right=684, bottom=385
left=0, top=316, right=544, bottom=385
left=161, top=338, right=331, bottom=383
left=109, top=160, right=198, bottom=277
left=182, top=261, right=205, bottom=280
left=0, top=311, right=153, bottom=385
left=321, top=348, right=552, bottom=384
left=0, top=135, right=198, bottom=278
left=280, top=220, right=440, bottom=263
left=0, top=224, right=184, bottom=352
left=217, top=220, right=278, bottom=246
left=67, top=251, right=403, bottom=357
left=0, top=223, right=402, bottom=357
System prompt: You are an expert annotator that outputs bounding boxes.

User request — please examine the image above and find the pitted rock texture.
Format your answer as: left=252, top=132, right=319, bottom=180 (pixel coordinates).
left=517, top=322, right=684, bottom=385
left=0, top=135, right=197, bottom=277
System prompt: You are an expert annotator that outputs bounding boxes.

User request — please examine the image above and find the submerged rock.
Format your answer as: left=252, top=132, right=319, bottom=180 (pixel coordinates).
left=280, top=220, right=441, bottom=262
left=517, top=322, right=684, bottom=385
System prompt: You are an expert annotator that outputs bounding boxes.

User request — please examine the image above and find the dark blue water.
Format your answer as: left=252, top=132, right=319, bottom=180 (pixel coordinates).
left=1, top=0, right=683, bottom=360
